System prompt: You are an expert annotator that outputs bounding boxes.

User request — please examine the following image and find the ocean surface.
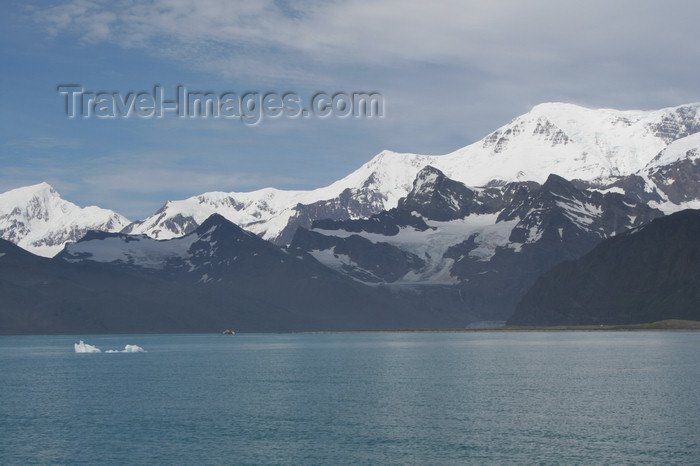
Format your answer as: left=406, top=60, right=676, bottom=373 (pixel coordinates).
left=1, top=331, right=698, bottom=465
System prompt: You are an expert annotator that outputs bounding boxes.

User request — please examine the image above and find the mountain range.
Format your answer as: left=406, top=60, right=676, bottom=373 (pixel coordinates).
left=4, top=102, right=699, bottom=258
left=1, top=102, right=700, bottom=332
left=121, top=102, right=700, bottom=245
left=289, top=168, right=664, bottom=320
left=0, top=214, right=472, bottom=334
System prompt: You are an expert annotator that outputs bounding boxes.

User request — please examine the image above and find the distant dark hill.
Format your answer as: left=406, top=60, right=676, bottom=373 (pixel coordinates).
left=0, top=238, right=208, bottom=334
left=508, top=209, right=700, bottom=326
left=0, top=215, right=475, bottom=335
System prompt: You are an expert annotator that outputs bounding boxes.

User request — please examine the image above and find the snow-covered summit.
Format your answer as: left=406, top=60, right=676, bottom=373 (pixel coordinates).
left=123, top=149, right=435, bottom=242
left=641, top=131, right=700, bottom=210
left=646, top=131, right=700, bottom=169
left=433, top=102, right=700, bottom=186
left=4, top=103, right=699, bottom=252
left=123, top=102, right=700, bottom=243
left=0, top=183, right=130, bottom=257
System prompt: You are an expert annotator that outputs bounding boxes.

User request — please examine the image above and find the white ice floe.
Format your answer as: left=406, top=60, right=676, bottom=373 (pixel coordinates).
left=105, top=344, right=146, bottom=353
left=74, top=341, right=145, bottom=353
left=74, top=340, right=102, bottom=353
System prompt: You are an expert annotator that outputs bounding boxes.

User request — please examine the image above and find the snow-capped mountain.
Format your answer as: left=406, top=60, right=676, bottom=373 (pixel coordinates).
left=631, top=131, right=700, bottom=210
left=122, top=102, right=700, bottom=244
left=3, top=102, right=699, bottom=257
left=121, top=150, right=432, bottom=244
left=59, top=213, right=295, bottom=283
left=435, top=102, right=700, bottom=185
left=0, top=183, right=130, bottom=257
left=3, top=101, right=700, bottom=332
left=290, top=166, right=663, bottom=319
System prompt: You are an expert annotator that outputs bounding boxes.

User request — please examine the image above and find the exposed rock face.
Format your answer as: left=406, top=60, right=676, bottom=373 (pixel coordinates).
left=292, top=227, right=426, bottom=283
left=291, top=168, right=664, bottom=320
left=398, top=166, right=483, bottom=221
left=648, top=105, right=700, bottom=144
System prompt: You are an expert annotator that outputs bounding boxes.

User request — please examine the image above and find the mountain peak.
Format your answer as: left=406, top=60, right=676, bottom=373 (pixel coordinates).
left=27, top=181, right=56, bottom=193
left=194, top=213, right=251, bottom=237
left=528, top=101, right=589, bottom=115
left=541, top=173, right=575, bottom=192
left=398, top=165, right=480, bottom=221
left=6, top=102, right=700, bottom=254
left=0, top=183, right=130, bottom=257
left=196, top=212, right=229, bottom=229
left=0, top=182, right=58, bottom=206
left=412, top=165, right=447, bottom=190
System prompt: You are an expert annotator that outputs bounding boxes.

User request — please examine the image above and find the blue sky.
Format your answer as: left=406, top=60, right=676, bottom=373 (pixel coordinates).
left=1, top=0, right=699, bottom=219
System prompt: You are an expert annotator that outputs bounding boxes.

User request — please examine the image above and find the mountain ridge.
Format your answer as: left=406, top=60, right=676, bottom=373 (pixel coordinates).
left=120, top=101, right=700, bottom=244
left=290, top=167, right=663, bottom=320
left=3, top=101, right=699, bottom=333
left=1, top=213, right=479, bottom=334
left=3, top=102, right=700, bottom=256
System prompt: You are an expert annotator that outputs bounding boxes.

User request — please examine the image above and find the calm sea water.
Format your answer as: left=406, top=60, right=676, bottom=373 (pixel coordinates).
left=1, top=332, right=698, bottom=465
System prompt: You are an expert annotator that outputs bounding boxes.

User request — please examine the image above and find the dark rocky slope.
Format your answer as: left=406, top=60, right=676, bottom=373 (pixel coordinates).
left=0, top=215, right=476, bottom=334
left=508, top=209, right=700, bottom=326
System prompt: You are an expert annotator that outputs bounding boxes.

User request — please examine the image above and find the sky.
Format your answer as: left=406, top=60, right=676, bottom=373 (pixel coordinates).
left=1, top=0, right=699, bottom=220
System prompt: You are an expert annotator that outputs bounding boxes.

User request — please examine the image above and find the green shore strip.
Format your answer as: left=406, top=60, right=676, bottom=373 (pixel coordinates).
left=473, top=319, right=700, bottom=331
left=306, top=319, right=700, bottom=333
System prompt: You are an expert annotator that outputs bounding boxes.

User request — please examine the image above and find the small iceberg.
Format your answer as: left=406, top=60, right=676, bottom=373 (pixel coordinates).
left=74, top=340, right=102, bottom=353
left=74, top=341, right=146, bottom=353
left=106, top=344, right=146, bottom=353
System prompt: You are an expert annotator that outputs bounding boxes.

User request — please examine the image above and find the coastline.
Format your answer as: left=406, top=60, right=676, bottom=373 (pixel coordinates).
left=303, top=320, right=700, bottom=334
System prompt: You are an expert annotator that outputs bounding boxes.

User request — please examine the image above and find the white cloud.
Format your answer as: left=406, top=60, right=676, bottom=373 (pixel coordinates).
left=29, top=0, right=700, bottom=127
left=32, top=0, right=699, bottom=78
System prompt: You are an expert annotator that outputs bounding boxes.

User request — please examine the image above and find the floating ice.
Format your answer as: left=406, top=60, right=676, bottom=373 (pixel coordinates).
left=74, top=340, right=102, bottom=353
left=74, top=341, right=146, bottom=353
left=105, top=344, right=146, bottom=353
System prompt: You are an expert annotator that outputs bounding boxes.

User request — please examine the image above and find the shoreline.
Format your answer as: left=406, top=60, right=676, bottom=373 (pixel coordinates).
left=303, top=320, right=700, bottom=334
